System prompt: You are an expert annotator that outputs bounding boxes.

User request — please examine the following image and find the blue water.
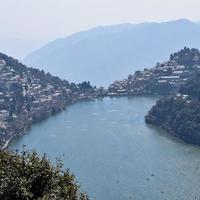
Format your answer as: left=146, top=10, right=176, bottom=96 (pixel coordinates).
left=9, top=96, right=200, bottom=200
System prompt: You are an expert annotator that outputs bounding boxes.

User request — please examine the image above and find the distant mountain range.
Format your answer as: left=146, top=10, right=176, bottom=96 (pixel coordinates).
left=23, top=19, right=200, bottom=86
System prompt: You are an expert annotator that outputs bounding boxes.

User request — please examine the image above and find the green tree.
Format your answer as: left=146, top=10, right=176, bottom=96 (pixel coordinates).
left=0, top=149, right=89, bottom=200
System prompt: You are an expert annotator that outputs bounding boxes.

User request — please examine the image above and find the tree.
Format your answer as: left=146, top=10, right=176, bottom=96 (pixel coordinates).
left=0, top=149, right=89, bottom=200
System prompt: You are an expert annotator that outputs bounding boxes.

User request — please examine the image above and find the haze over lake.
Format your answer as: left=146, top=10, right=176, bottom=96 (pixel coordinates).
left=9, top=96, right=200, bottom=200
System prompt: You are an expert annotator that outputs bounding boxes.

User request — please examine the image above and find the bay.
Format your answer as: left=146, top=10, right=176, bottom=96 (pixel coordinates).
left=9, top=96, right=200, bottom=200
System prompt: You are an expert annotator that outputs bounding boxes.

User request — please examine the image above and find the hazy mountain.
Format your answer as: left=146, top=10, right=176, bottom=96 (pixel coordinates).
left=23, top=19, right=200, bottom=86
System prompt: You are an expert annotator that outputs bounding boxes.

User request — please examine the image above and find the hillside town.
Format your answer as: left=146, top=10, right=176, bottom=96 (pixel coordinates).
left=145, top=48, right=200, bottom=145
left=108, top=48, right=200, bottom=96
left=0, top=54, right=100, bottom=149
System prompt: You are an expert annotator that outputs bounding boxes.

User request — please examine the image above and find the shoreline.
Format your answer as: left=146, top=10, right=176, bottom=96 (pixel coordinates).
left=0, top=94, right=182, bottom=151
left=1, top=95, right=140, bottom=150
left=145, top=117, right=200, bottom=147
left=1, top=95, right=100, bottom=151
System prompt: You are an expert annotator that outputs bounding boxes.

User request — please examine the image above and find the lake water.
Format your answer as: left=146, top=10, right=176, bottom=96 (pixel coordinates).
left=8, top=96, right=200, bottom=200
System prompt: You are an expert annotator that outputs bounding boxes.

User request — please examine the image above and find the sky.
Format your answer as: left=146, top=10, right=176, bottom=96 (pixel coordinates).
left=0, top=0, right=200, bottom=58
left=0, top=0, right=200, bottom=41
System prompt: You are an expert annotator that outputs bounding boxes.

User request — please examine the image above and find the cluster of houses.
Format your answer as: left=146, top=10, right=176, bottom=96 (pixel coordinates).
left=108, top=60, right=198, bottom=96
left=0, top=58, right=99, bottom=149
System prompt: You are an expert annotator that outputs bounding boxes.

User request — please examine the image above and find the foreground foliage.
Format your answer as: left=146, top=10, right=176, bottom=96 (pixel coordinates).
left=0, top=149, right=89, bottom=200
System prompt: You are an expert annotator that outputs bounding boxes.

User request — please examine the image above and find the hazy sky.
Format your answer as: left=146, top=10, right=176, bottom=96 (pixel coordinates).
left=0, top=0, right=200, bottom=41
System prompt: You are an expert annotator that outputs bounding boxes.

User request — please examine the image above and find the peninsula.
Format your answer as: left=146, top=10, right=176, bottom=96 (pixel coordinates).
left=108, top=47, right=200, bottom=145
left=145, top=48, right=200, bottom=144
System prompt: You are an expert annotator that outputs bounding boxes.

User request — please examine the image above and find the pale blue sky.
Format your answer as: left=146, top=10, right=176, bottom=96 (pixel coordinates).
left=0, top=0, right=199, bottom=41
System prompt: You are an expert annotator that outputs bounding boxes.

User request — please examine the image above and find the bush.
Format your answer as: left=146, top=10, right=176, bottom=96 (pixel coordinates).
left=0, top=149, right=89, bottom=200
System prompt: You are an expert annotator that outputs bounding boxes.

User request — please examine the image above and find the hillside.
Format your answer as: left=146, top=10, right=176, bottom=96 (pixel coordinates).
left=145, top=48, right=200, bottom=145
left=108, top=47, right=199, bottom=96
left=23, top=19, right=200, bottom=86
left=0, top=53, right=98, bottom=149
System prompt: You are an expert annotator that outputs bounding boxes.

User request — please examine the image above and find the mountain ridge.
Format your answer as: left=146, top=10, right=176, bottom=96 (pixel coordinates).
left=23, top=19, right=200, bottom=86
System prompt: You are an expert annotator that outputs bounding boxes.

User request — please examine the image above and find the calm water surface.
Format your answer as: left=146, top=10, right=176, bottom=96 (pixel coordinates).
left=9, top=96, right=200, bottom=200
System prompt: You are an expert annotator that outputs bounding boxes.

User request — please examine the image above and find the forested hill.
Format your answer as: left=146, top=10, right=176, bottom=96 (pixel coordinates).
left=170, top=47, right=200, bottom=66
left=145, top=48, right=200, bottom=145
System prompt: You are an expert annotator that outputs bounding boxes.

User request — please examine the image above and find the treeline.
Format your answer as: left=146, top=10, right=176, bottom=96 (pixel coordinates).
left=170, top=47, right=200, bottom=66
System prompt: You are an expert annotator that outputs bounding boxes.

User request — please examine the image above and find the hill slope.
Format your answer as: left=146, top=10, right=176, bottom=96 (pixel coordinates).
left=0, top=53, right=98, bottom=149
left=23, top=19, right=200, bottom=86
left=145, top=48, right=200, bottom=145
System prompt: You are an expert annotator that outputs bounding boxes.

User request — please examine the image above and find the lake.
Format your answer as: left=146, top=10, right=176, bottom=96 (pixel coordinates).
left=8, top=96, right=200, bottom=200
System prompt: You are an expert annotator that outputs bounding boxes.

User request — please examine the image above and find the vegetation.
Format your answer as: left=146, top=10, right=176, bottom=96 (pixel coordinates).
left=145, top=97, right=200, bottom=144
left=78, top=81, right=94, bottom=91
left=146, top=48, right=200, bottom=145
left=170, top=47, right=200, bottom=66
left=180, top=70, right=200, bottom=100
left=0, top=149, right=89, bottom=200
left=146, top=72, right=200, bottom=144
